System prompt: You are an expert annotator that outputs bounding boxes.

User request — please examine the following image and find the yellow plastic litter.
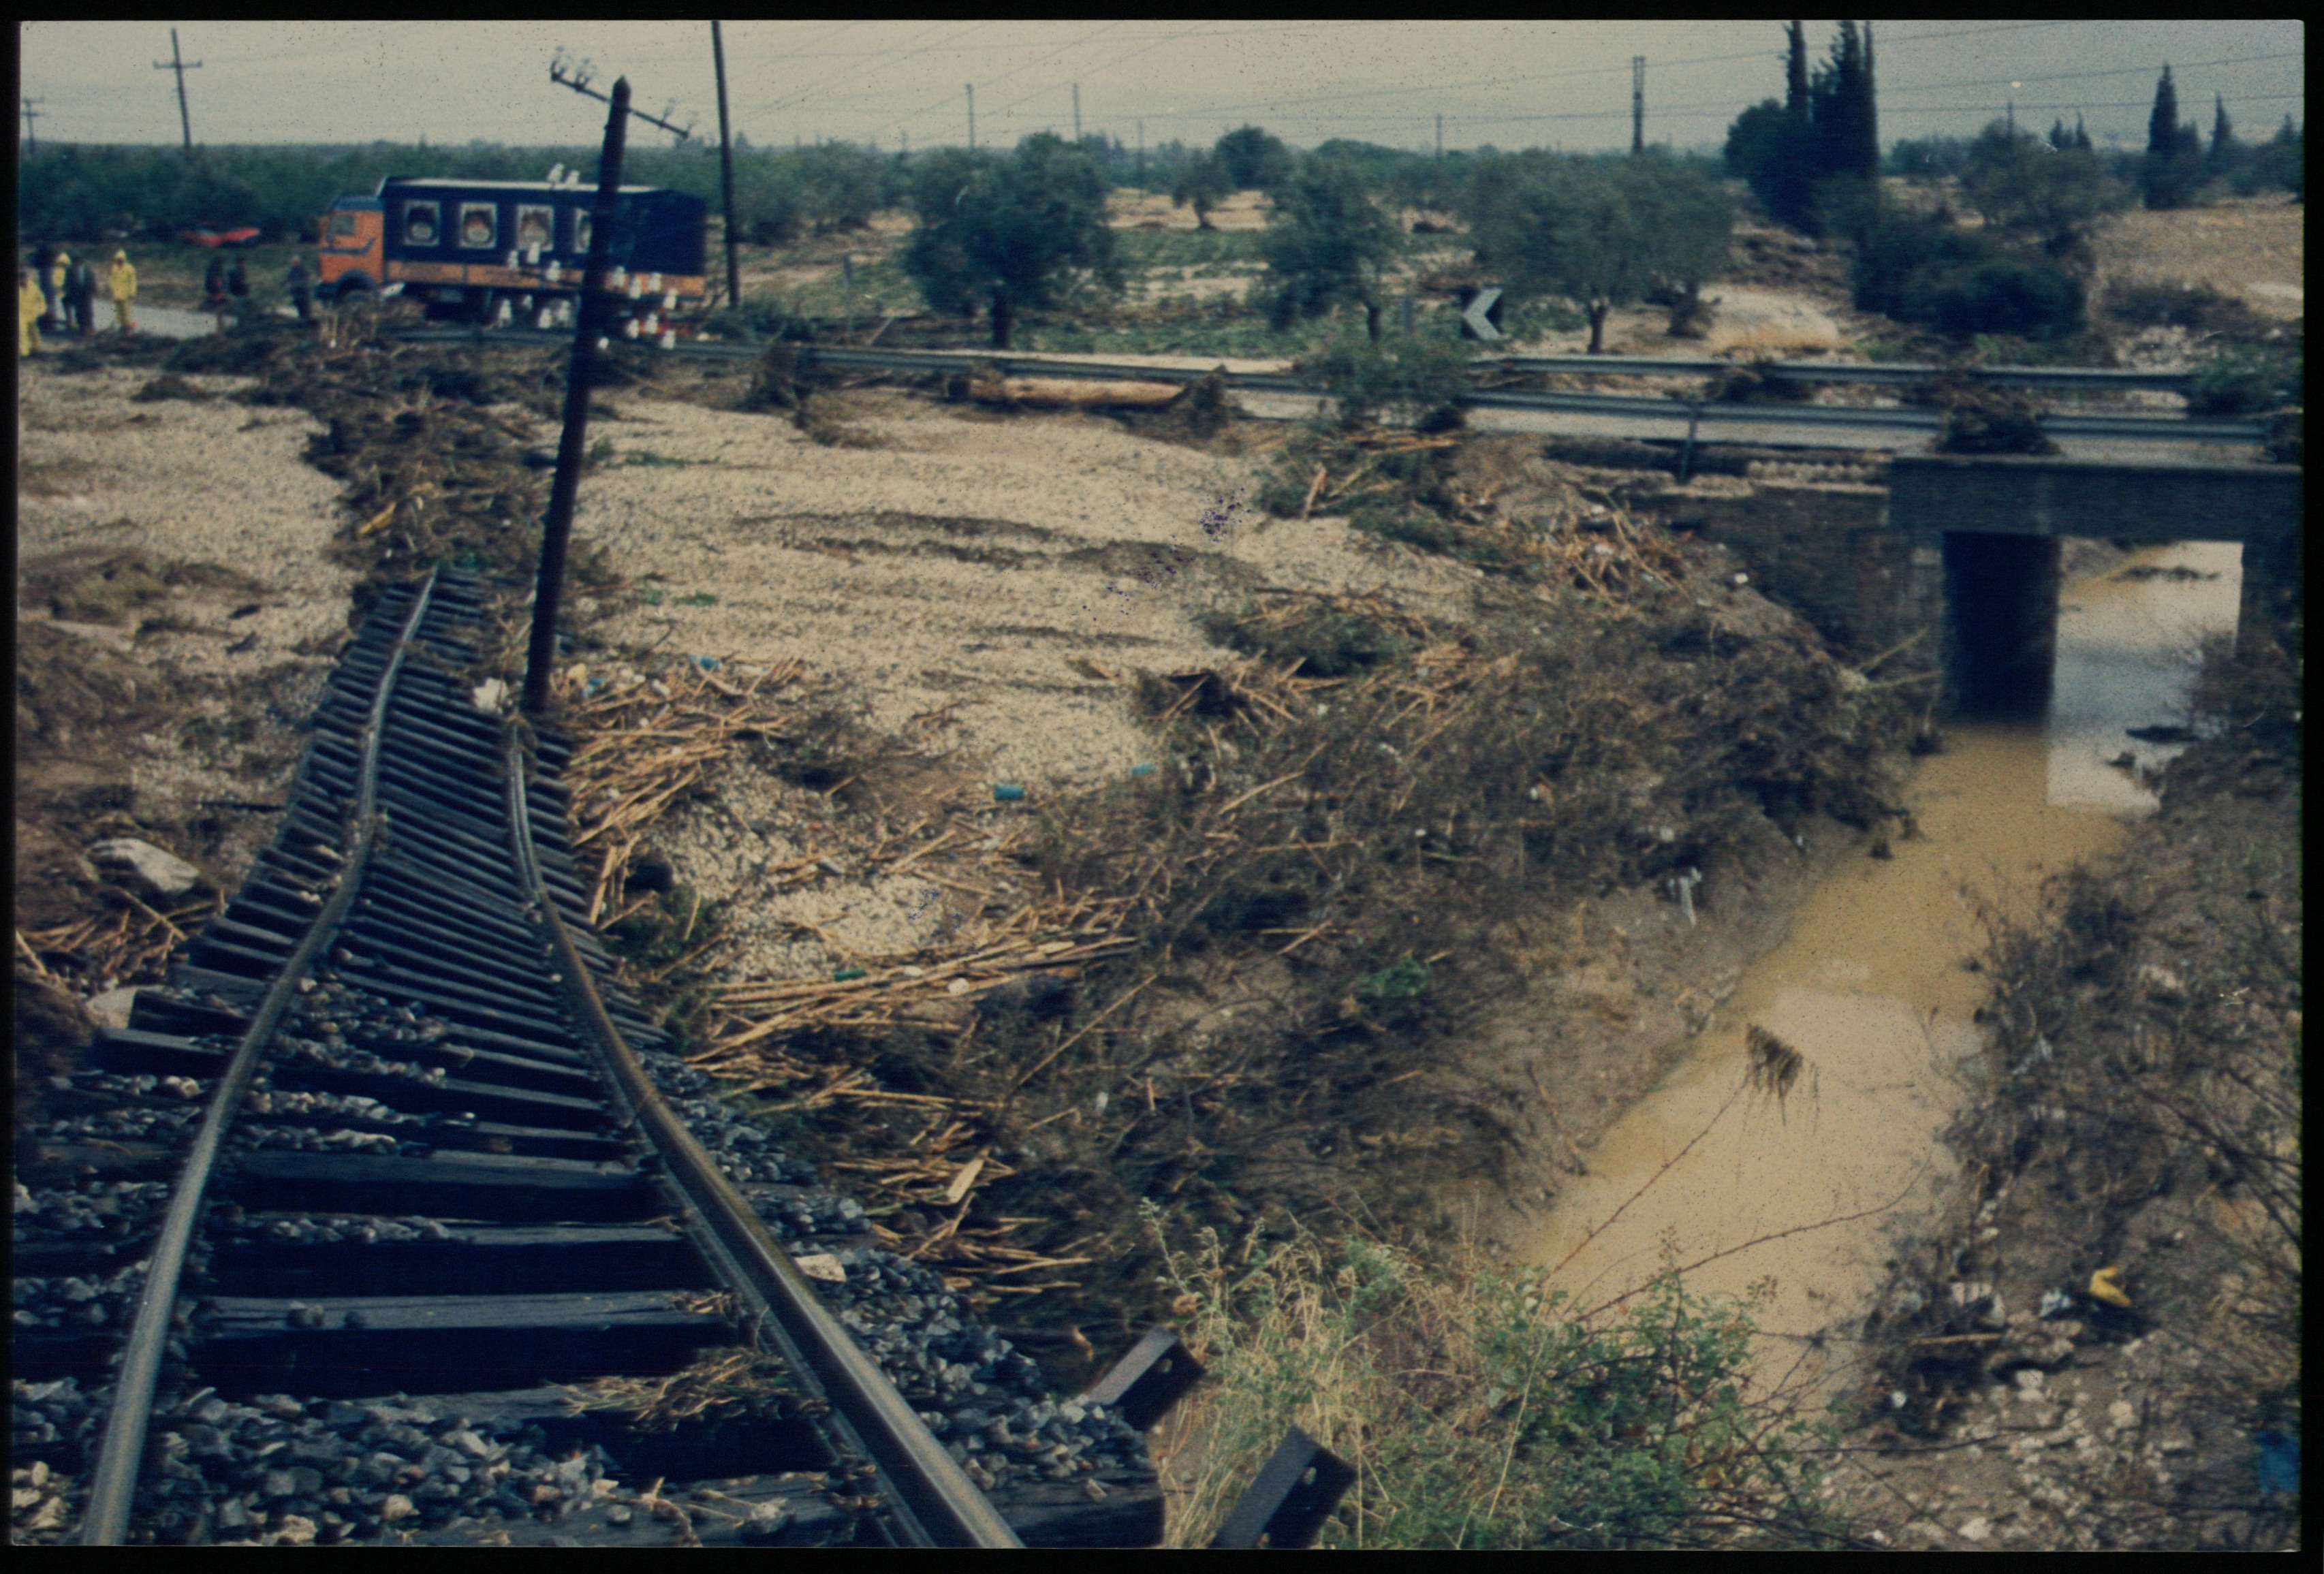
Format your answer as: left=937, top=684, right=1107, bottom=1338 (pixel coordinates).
left=2088, top=1265, right=2132, bottom=1309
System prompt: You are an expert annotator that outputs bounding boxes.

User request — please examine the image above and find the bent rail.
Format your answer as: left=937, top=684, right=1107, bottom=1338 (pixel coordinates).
left=78, top=574, right=443, bottom=1545
left=503, top=737, right=1022, bottom=1549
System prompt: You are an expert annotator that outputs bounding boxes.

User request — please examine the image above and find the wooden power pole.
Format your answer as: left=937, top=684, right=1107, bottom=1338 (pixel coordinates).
left=20, top=95, right=42, bottom=155
left=711, top=20, right=742, bottom=310
left=966, top=83, right=975, bottom=149
left=1632, top=56, right=1645, bottom=153
left=1073, top=83, right=1082, bottom=143
left=155, top=29, right=202, bottom=153
left=526, top=76, right=633, bottom=716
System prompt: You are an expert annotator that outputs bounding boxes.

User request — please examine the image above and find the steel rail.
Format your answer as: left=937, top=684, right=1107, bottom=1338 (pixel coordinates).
left=503, top=739, right=1024, bottom=1550
left=78, top=572, right=443, bottom=1545
left=383, top=327, right=2262, bottom=444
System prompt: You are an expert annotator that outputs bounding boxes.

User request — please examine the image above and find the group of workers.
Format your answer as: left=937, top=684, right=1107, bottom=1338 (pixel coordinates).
left=20, top=240, right=318, bottom=357
left=20, top=242, right=137, bottom=353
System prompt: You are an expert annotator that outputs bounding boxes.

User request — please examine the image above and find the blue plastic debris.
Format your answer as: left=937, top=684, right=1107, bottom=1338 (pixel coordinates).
left=2254, top=1430, right=2299, bottom=1496
left=584, top=676, right=609, bottom=695
left=693, top=655, right=720, bottom=670
left=992, top=784, right=1027, bottom=802
left=831, top=966, right=867, bottom=983
left=1129, top=764, right=1157, bottom=776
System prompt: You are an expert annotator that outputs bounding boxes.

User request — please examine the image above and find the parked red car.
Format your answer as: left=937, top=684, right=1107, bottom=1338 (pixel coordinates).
left=180, top=225, right=264, bottom=248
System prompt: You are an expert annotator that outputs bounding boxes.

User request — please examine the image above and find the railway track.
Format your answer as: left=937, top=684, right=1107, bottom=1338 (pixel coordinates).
left=16, top=570, right=1172, bottom=1548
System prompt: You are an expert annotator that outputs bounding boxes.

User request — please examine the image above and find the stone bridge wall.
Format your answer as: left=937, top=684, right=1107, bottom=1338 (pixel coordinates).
left=1644, top=454, right=2300, bottom=712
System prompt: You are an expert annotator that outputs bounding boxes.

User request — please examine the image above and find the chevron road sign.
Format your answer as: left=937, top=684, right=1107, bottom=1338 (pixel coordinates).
left=1460, top=286, right=1503, bottom=341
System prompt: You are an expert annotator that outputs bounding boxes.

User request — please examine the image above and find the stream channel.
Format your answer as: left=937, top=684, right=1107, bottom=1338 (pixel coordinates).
left=1509, top=537, right=2246, bottom=1405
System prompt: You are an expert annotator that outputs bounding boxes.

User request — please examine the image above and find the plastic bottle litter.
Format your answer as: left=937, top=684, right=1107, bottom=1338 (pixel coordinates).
left=1129, top=764, right=1157, bottom=777
left=831, top=967, right=867, bottom=983
left=992, top=785, right=1026, bottom=802
left=2086, top=1265, right=2133, bottom=1309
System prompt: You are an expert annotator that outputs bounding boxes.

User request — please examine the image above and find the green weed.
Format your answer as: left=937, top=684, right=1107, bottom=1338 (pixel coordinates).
left=1153, top=1217, right=1855, bottom=1549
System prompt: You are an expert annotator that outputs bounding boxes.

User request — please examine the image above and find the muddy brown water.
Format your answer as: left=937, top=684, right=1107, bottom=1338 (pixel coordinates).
left=1510, top=539, right=2245, bottom=1402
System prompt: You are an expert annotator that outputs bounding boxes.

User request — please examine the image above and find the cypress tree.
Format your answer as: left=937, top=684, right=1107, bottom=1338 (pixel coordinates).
left=2147, top=65, right=2179, bottom=158
left=2050, top=119, right=2069, bottom=152
left=2210, top=94, right=2237, bottom=163
left=2075, top=114, right=2092, bottom=152
left=1859, top=20, right=1879, bottom=178
left=1785, top=20, right=1809, bottom=123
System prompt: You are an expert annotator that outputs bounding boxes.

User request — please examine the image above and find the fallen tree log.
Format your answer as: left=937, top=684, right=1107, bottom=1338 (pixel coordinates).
left=970, top=376, right=1187, bottom=409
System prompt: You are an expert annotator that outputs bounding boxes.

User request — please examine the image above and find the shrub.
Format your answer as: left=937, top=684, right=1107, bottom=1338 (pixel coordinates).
left=1155, top=1221, right=1854, bottom=1549
left=2187, top=348, right=2301, bottom=418
left=1853, top=215, right=2083, bottom=341
left=1902, top=256, right=2084, bottom=341
left=1293, top=334, right=1473, bottom=430
left=1917, top=377, right=2059, bottom=455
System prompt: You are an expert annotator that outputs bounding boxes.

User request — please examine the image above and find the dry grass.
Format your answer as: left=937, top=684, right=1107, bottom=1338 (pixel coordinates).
left=555, top=1347, right=818, bottom=1433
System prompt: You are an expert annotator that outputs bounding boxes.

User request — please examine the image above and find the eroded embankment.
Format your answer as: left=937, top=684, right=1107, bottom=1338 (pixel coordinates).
left=1828, top=569, right=2300, bottom=1554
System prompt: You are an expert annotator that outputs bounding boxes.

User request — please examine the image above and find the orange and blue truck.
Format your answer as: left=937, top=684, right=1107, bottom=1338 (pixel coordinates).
left=317, top=175, right=708, bottom=332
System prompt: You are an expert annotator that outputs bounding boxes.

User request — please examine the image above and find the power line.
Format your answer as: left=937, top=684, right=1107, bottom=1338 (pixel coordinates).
left=890, top=20, right=1123, bottom=138
left=1877, top=50, right=2308, bottom=97
left=735, top=20, right=984, bottom=123
left=21, top=94, right=42, bottom=155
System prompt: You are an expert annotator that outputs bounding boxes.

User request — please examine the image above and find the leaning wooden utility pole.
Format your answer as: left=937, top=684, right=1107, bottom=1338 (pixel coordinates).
left=1632, top=55, right=1646, bottom=153
left=525, top=76, right=631, bottom=715
left=155, top=28, right=202, bottom=154
left=711, top=21, right=742, bottom=310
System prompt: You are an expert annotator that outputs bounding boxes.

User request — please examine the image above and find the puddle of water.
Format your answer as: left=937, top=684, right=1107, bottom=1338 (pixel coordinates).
left=1511, top=539, right=2244, bottom=1401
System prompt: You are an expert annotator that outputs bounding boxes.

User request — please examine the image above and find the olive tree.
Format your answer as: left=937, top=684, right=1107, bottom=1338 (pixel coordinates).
left=1172, top=150, right=1233, bottom=230
left=1462, top=153, right=1731, bottom=353
left=1214, top=125, right=1295, bottom=192
left=1261, top=155, right=1400, bottom=341
left=901, top=133, right=1122, bottom=349
left=1960, top=120, right=2130, bottom=262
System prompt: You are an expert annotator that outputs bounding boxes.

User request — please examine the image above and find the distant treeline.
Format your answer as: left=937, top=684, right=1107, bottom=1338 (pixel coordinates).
left=14, top=133, right=1697, bottom=248
left=16, top=140, right=914, bottom=246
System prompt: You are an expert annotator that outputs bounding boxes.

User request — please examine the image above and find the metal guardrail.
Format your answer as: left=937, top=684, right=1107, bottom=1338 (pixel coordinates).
left=1486, top=352, right=2197, bottom=392
left=389, top=327, right=2265, bottom=446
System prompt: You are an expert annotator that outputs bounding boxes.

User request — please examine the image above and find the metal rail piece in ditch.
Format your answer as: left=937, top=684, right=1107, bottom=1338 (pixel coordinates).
left=1082, top=1325, right=1205, bottom=1433
left=503, top=738, right=1022, bottom=1549
left=1209, top=1426, right=1357, bottom=1550
left=78, top=573, right=445, bottom=1545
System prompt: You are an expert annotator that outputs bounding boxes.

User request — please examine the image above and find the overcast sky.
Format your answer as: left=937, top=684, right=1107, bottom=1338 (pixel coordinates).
left=19, top=20, right=2305, bottom=155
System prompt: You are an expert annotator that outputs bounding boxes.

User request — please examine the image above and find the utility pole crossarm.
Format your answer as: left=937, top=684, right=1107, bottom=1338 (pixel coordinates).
left=551, top=62, right=691, bottom=140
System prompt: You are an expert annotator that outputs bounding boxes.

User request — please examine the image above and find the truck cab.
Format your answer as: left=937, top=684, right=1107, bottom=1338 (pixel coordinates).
left=316, top=194, right=385, bottom=300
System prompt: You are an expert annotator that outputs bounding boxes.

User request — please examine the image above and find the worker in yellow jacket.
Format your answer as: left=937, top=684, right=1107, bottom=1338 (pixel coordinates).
left=107, top=251, right=138, bottom=333
left=20, top=265, right=46, bottom=356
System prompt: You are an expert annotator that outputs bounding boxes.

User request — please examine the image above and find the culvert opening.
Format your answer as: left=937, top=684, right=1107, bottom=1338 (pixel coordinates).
left=1944, top=532, right=2060, bottom=719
